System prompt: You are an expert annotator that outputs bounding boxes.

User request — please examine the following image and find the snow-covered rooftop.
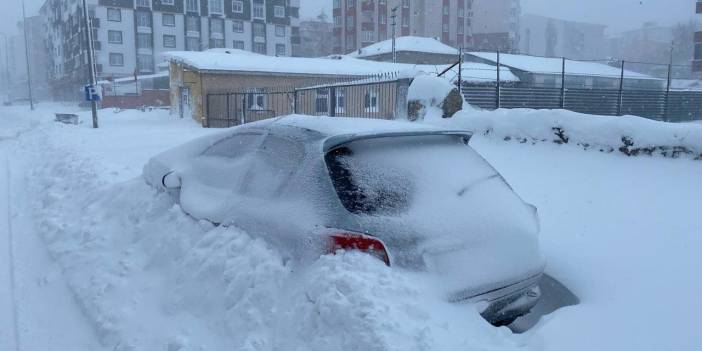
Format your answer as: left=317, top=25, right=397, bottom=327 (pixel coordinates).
left=466, top=52, right=658, bottom=80
left=164, top=49, right=518, bottom=82
left=348, top=36, right=459, bottom=58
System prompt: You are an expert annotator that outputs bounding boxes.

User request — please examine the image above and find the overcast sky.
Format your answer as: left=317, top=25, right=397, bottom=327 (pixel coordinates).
left=0, top=0, right=696, bottom=37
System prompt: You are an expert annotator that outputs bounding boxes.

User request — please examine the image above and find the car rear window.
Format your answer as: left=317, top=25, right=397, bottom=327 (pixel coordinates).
left=325, top=134, right=498, bottom=216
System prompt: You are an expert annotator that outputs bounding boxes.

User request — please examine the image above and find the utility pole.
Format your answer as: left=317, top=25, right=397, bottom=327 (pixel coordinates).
left=1, top=34, right=10, bottom=103
left=21, top=0, right=34, bottom=110
left=390, top=6, right=398, bottom=63
left=664, top=42, right=674, bottom=122
left=81, top=0, right=99, bottom=128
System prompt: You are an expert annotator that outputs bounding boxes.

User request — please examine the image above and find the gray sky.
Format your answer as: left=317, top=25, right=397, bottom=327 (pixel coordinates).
left=1, top=0, right=696, bottom=36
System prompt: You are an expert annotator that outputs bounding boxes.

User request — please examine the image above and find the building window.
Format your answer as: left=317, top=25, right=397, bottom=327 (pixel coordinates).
left=136, top=11, right=151, bottom=27
left=402, top=0, right=409, bottom=8
left=233, top=40, right=245, bottom=49
left=162, top=13, right=175, bottom=26
left=275, top=25, right=285, bottom=37
left=186, top=37, right=200, bottom=51
left=107, top=30, right=122, bottom=44
left=334, top=16, right=341, bottom=27
left=253, top=42, right=266, bottom=54
left=347, top=0, right=354, bottom=8
left=186, top=16, right=200, bottom=32
left=274, top=5, right=285, bottom=18
left=210, top=18, right=224, bottom=36
left=233, top=20, right=244, bottom=32
left=247, top=89, right=266, bottom=110
left=336, top=88, right=345, bottom=114
left=137, top=54, right=154, bottom=72
left=458, top=8, right=464, bottom=17
left=208, top=0, right=223, bottom=14
left=364, top=88, right=378, bottom=112
left=253, top=4, right=264, bottom=18
left=209, top=38, right=225, bottom=48
left=333, top=0, right=340, bottom=9
left=137, top=33, right=152, bottom=48
left=315, top=88, right=328, bottom=114
left=696, top=43, right=702, bottom=60
left=253, top=22, right=265, bottom=38
left=379, top=14, right=386, bottom=24
left=362, top=30, right=374, bottom=42
left=232, top=0, right=243, bottom=13
left=186, top=0, right=198, bottom=13
left=109, top=53, right=124, bottom=66
left=163, top=34, right=176, bottom=48
left=107, top=8, right=121, bottom=22
left=443, top=5, right=449, bottom=15
left=162, top=0, right=174, bottom=5
left=346, top=15, right=354, bottom=29
left=275, top=44, right=285, bottom=56
left=136, top=0, right=150, bottom=8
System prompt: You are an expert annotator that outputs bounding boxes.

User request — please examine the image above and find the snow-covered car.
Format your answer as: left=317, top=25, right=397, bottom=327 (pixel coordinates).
left=143, top=115, right=545, bottom=325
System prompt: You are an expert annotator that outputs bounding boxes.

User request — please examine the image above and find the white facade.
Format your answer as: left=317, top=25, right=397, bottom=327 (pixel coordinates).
left=40, top=0, right=298, bottom=92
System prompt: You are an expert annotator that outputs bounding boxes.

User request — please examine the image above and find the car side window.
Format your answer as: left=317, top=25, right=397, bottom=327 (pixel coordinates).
left=202, top=133, right=264, bottom=159
left=240, top=135, right=305, bottom=198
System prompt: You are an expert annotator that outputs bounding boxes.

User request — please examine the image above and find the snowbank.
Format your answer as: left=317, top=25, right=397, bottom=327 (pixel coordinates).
left=19, top=107, right=526, bottom=351
left=429, top=108, right=702, bottom=160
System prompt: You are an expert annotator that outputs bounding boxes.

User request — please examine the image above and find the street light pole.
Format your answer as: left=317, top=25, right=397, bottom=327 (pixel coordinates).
left=0, top=34, right=11, bottom=102
left=21, top=0, right=34, bottom=110
left=81, top=0, right=99, bottom=128
left=390, top=6, right=398, bottom=63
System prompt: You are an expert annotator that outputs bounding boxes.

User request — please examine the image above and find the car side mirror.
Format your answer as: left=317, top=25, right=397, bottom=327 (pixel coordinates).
left=162, top=171, right=182, bottom=189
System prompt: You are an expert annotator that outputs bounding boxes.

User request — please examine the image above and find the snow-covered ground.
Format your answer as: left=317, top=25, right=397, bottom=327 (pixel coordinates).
left=0, top=104, right=700, bottom=350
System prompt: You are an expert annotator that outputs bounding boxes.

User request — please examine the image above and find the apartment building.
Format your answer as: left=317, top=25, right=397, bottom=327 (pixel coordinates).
left=471, top=0, right=520, bottom=52
left=694, top=0, right=702, bottom=73
left=520, top=14, right=606, bottom=60
left=332, top=0, right=475, bottom=55
left=40, top=0, right=299, bottom=99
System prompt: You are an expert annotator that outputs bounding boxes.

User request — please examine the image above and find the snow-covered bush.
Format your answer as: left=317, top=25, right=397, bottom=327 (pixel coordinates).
left=428, top=108, right=702, bottom=160
left=407, top=75, right=463, bottom=121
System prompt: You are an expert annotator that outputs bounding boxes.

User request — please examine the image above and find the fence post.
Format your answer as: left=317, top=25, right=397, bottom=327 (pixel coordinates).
left=664, top=63, right=672, bottom=122
left=241, top=94, right=247, bottom=124
left=226, top=93, right=231, bottom=127
left=458, top=47, right=462, bottom=89
left=496, top=50, right=501, bottom=109
left=293, top=90, right=299, bottom=114
left=560, top=57, right=566, bottom=109
left=330, top=86, right=337, bottom=117
left=617, top=60, right=625, bottom=116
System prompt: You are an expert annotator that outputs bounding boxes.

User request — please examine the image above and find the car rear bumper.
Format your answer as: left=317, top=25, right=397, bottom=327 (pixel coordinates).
left=452, top=273, right=543, bottom=326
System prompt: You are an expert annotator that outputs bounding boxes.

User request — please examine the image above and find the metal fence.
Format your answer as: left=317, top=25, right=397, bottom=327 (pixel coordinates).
left=462, top=84, right=702, bottom=122
left=452, top=51, right=702, bottom=122
left=205, top=74, right=412, bottom=128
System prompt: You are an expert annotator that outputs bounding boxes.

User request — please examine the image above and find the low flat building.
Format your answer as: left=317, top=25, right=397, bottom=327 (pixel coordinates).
left=166, top=48, right=517, bottom=125
left=464, top=51, right=662, bottom=90
left=347, top=36, right=460, bottom=65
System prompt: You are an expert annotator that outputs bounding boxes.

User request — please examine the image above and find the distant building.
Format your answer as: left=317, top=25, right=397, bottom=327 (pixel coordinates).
left=519, top=14, right=607, bottom=60
left=296, top=16, right=333, bottom=57
left=332, top=0, right=474, bottom=55
left=3, top=17, right=50, bottom=102
left=39, top=0, right=300, bottom=100
left=608, top=23, right=673, bottom=66
left=471, top=0, right=521, bottom=53
left=348, top=36, right=459, bottom=65
left=693, top=1, right=702, bottom=73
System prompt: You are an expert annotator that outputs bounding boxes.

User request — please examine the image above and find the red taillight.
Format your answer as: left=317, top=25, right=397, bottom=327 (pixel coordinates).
left=327, top=232, right=391, bottom=266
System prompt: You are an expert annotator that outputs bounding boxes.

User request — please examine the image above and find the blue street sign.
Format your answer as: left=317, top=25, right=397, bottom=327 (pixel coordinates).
left=84, top=85, right=101, bottom=102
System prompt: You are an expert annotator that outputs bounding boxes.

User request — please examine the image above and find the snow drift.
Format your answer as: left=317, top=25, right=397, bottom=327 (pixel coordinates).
left=430, top=108, right=702, bottom=160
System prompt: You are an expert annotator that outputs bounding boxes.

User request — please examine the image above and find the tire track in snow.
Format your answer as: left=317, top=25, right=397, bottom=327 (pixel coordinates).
left=1, top=156, right=20, bottom=351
